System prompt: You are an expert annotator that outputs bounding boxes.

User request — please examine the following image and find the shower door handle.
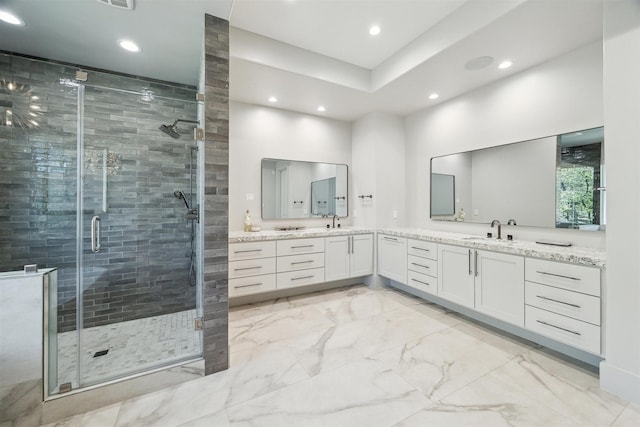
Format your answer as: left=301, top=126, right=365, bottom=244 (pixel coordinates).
left=91, top=215, right=101, bottom=253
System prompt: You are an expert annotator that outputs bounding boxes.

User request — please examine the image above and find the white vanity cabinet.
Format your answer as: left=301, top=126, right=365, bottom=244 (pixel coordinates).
left=407, top=239, right=438, bottom=296
left=377, top=234, right=407, bottom=284
left=276, top=238, right=325, bottom=289
left=325, top=234, right=374, bottom=281
left=438, top=244, right=525, bottom=325
left=229, top=241, right=277, bottom=297
left=474, top=250, right=525, bottom=327
left=524, top=258, right=602, bottom=354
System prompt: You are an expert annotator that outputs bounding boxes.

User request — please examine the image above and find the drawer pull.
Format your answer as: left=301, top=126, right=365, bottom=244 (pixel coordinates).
left=411, top=278, right=432, bottom=286
left=234, top=266, right=263, bottom=271
left=410, top=262, right=430, bottom=269
left=536, top=271, right=581, bottom=281
left=383, top=236, right=398, bottom=241
left=411, top=246, right=430, bottom=252
left=291, top=275, right=314, bottom=281
left=291, top=245, right=314, bottom=249
left=235, top=283, right=262, bottom=289
left=536, top=320, right=581, bottom=336
left=536, top=295, right=581, bottom=308
left=234, top=249, right=263, bottom=254
left=291, top=260, right=313, bottom=265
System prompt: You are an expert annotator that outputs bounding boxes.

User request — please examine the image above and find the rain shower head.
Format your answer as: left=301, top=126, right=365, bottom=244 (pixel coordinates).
left=159, top=119, right=199, bottom=139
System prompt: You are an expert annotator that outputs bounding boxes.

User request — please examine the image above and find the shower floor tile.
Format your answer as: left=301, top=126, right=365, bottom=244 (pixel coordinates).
left=56, top=309, right=202, bottom=389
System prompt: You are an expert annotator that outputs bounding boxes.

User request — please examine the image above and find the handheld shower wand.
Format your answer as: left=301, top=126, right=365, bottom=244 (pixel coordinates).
left=173, top=190, right=191, bottom=209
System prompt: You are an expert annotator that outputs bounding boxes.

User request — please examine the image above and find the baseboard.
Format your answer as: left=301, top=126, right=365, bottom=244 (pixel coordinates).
left=600, top=361, right=640, bottom=404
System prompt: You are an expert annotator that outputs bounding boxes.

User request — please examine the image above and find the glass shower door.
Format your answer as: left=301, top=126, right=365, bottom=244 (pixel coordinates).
left=76, top=85, right=202, bottom=387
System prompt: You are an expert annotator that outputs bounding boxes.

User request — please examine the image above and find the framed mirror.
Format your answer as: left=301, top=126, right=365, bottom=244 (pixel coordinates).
left=261, top=158, right=348, bottom=219
left=430, top=126, right=604, bottom=230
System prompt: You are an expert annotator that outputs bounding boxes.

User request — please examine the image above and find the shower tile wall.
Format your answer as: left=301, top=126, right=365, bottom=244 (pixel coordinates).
left=0, top=53, right=198, bottom=332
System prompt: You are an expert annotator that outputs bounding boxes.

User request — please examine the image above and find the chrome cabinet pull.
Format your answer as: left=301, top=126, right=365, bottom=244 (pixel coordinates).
left=383, top=236, right=398, bottom=241
left=291, top=260, right=313, bottom=265
left=536, top=271, right=581, bottom=281
left=411, top=278, right=432, bottom=286
left=410, top=262, right=430, bottom=269
left=474, top=250, right=478, bottom=277
left=234, top=266, right=263, bottom=271
left=468, top=249, right=472, bottom=275
left=411, top=246, right=430, bottom=252
left=536, top=295, right=581, bottom=308
left=91, top=215, right=101, bottom=253
left=236, top=283, right=262, bottom=289
left=234, top=249, right=262, bottom=254
left=291, top=275, right=314, bottom=281
left=536, top=320, right=581, bottom=336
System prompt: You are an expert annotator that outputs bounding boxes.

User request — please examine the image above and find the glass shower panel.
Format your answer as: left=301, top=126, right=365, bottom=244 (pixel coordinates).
left=77, top=85, right=201, bottom=387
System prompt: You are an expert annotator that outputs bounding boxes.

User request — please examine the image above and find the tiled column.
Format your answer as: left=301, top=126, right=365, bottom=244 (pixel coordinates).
left=203, top=14, right=230, bottom=375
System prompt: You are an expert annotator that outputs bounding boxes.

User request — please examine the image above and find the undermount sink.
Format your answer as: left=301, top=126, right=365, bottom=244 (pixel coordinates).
left=462, top=236, right=513, bottom=243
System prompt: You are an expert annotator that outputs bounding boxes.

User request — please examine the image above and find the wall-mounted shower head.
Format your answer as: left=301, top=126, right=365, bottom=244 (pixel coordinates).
left=173, top=190, right=191, bottom=209
left=159, top=119, right=199, bottom=139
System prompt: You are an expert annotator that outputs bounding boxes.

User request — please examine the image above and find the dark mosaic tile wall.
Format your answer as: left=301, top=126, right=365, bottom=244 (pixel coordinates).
left=0, top=53, right=199, bottom=332
left=202, top=14, right=230, bottom=375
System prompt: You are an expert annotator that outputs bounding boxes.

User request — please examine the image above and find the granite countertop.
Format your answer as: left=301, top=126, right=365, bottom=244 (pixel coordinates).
left=229, top=227, right=376, bottom=243
left=378, top=228, right=606, bottom=268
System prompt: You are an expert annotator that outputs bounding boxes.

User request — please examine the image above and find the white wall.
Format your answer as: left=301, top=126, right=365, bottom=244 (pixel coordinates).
left=229, top=101, right=352, bottom=231
left=352, top=112, right=406, bottom=229
left=600, top=0, right=640, bottom=404
left=404, top=42, right=605, bottom=248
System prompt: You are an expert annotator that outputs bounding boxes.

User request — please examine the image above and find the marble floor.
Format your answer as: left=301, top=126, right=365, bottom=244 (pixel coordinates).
left=39, top=285, right=639, bottom=427
left=56, top=309, right=202, bottom=389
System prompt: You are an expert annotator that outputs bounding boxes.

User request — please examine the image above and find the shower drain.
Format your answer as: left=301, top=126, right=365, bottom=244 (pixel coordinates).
left=93, top=349, right=109, bottom=358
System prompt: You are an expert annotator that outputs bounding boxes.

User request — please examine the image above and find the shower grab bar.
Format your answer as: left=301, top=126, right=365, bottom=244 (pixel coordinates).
left=91, top=215, right=101, bottom=253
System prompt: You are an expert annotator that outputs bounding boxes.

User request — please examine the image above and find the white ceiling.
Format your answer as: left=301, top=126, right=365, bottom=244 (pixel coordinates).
left=0, top=0, right=604, bottom=122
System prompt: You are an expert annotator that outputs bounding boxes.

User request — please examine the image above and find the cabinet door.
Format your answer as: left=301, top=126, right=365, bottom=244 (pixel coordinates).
left=351, top=234, right=373, bottom=277
left=475, top=250, right=524, bottom=326
left=325, top=236, right=350, bottom=281
left=438, top=244, right=474, bottom=308
left=377, top=234, right=407, bottom=284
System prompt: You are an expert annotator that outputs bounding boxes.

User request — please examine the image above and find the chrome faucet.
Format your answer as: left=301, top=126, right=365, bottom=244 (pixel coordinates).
left=332, top=215, right=340, bottom=228
left=491, top=219, right=502, bottom=239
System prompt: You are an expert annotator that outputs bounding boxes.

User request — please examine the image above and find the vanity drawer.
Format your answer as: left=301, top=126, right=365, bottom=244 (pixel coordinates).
left=408, top=255, right=437, bottom=278
left=526, top=282, right=600, bottom=325
left=407, top=270, right=437, bottom=296
left=277, top=252, right=325, bottom=273
left=525, top=258, right=600, bottom=297
left=525, top=305, right=600, bottom=355
left=277, top=238, right=325, bottom=256
left=408, top=239, right=438, bottom=260
left=229, top=274, right=276, bottom=297
left=229, top=241, right=276, bottom=261
left=229, top=257, right=276, bottom=279
left=277, top=267, right=325, bottom=289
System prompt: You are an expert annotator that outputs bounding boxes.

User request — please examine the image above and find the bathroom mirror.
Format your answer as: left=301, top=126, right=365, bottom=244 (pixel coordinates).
left=430, top=126, right=604, bottom=230
left=261, top=158, right=348, bottom=219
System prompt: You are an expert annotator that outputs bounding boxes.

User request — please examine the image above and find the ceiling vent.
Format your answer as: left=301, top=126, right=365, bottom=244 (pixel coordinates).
left=96, top=0, right=135, bottom=10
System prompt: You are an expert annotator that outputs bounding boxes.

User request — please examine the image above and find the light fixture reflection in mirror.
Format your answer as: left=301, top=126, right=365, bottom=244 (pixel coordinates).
left=261, top=158, right=348, bottom=220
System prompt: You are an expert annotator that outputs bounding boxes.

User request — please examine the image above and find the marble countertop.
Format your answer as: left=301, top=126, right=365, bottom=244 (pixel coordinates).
left=378, top=228, right=606, bottom=268
left=229, top=227, right=376, bottom=243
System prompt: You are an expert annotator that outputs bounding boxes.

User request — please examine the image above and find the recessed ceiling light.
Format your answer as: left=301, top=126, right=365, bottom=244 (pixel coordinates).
left=118, top=39, right=141, bottom=53
left=498, top=60, right=513, bottom=69
left=369, top=25, right=381, bottom=36
left=268, top=96, right=278, bottom=103
left=429, top=93, right=439, bottom=100
left=0, top=10, right=25, bottom=26
left=317, top=106, right=326, bottom=112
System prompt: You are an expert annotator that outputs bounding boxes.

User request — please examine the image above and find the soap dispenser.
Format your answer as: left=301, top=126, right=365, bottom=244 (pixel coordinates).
left=243, top=210, right=252, bottom=232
